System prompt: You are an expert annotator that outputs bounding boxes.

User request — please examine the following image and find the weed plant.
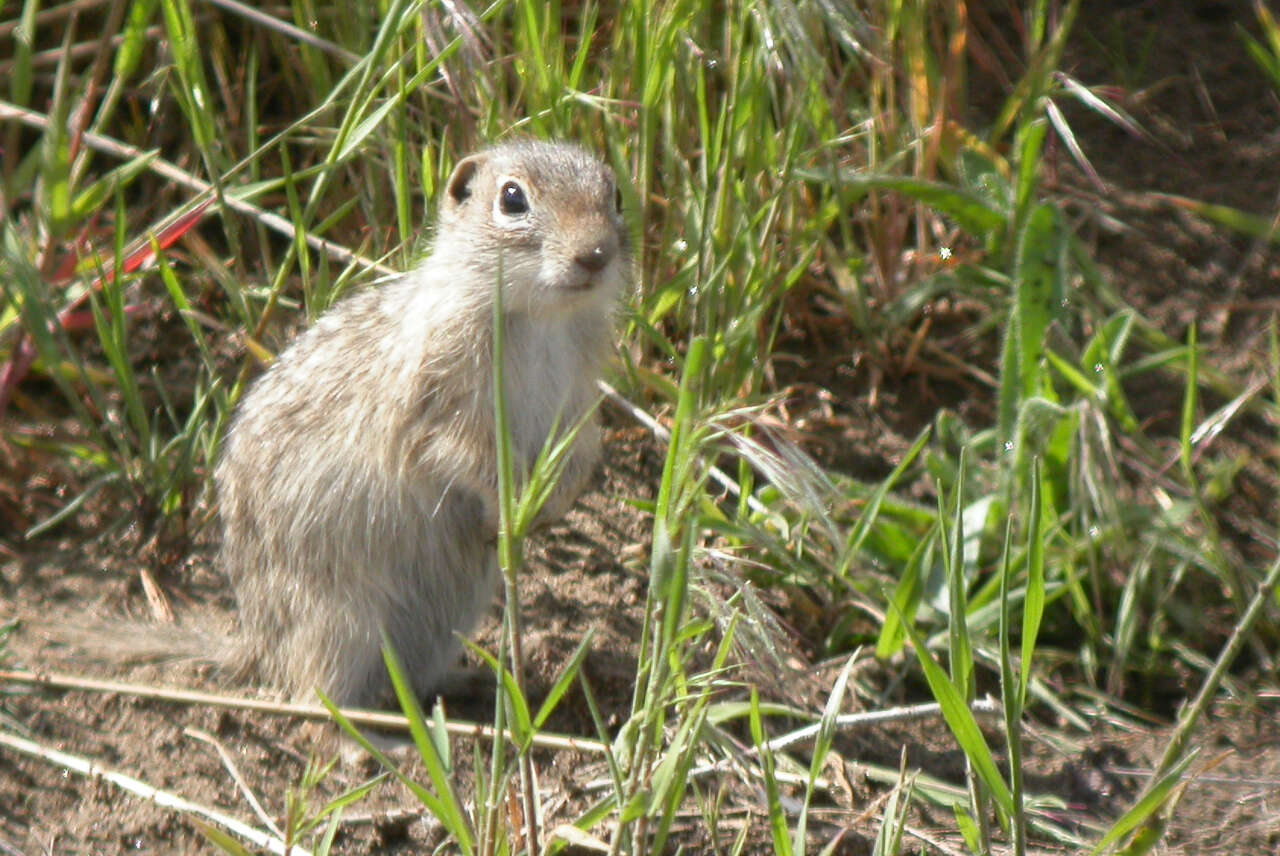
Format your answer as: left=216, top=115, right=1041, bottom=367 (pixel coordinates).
left=2, top=0, right=1278, bottom=853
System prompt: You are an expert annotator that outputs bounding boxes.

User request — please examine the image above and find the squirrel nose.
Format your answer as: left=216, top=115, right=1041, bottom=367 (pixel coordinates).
left=574, top=244, right=614, bottom=273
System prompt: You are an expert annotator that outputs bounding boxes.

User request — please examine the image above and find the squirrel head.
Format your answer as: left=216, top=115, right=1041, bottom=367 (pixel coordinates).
left=436, top=140, right=632, bottom=318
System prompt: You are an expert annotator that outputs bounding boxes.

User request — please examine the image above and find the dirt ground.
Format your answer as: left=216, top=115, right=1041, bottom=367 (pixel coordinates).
left=4, top=1, right=1280, bottom=853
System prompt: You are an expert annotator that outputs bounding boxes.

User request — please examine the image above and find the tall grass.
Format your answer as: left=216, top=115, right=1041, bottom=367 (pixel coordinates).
left=2, top=0, right=1277, bottom=853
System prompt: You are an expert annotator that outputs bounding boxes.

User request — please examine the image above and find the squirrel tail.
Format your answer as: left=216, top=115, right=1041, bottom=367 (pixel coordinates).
left=26, top=615, right=243, bottom=675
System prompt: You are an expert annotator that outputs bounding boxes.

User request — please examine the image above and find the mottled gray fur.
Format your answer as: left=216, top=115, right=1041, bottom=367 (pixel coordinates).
left=215, top=140, right=630, bottom=707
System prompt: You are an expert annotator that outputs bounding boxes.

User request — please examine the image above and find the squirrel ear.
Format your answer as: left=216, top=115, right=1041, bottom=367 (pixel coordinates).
left=444, top=154, right=485, bottom=213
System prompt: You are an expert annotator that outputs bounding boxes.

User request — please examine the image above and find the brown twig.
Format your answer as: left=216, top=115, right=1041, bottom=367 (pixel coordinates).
left=0, top=668, right=610, bottom=755
left=0, top=729, right=302, bottom=856
left=0, top=99, right=394, bottom=278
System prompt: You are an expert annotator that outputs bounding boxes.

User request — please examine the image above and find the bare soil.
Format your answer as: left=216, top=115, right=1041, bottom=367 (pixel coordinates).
left=4, top=2, right=1280, bottom=853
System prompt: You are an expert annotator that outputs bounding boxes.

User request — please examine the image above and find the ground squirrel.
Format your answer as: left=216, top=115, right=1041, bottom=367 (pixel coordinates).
left=215, top=140, right=630, bottom=708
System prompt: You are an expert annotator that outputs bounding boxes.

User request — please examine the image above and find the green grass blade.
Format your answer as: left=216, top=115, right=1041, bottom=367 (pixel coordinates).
left=1020, top=460, right=1046, bottom=709
left=533, top=628, right=595, bottom=730
left=802, top=170, right=1007, bottom=236
left=464, top=638, right=535, bottom=748
left=896, top=602, right=1015, bottom=818
left=1090, top=751, right=1197, bottom=855
left=1153, top=192, right=1280, bottom=244
left=1178, top=323, right=1198, bottom=488
left=943, top=452, right=973, bottom=700
left=838, top=425, right=932, bottom=578
left=319, top=692, right=468, bottom=850
left=999, top=516, right=1027, bottom=856
left=70, top=151, right=158, bottom=221
left=794, top=651, right=858, bottom=854
left=380, top=641, right=476, bottom=854
left=875, top=528, right=935, bottom=658
left=749, top=687, right=793, bottom=856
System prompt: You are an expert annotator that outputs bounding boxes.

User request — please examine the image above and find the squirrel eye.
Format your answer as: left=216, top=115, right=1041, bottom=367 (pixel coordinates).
left=499, top=181, right=529, bottom=216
